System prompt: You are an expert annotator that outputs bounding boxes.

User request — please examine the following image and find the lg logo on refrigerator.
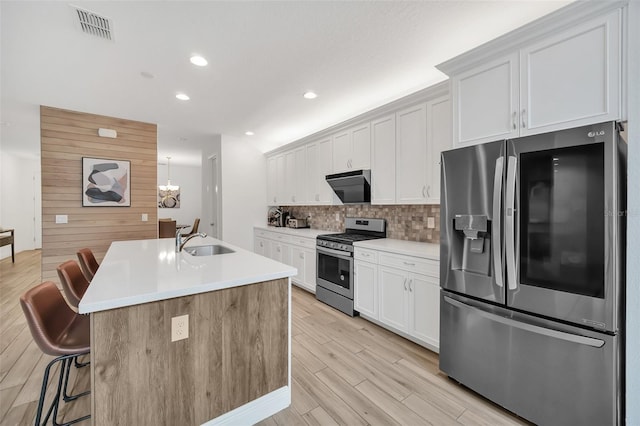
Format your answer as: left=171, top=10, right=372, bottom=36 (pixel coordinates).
left=588, top=130, right=606, bottom=137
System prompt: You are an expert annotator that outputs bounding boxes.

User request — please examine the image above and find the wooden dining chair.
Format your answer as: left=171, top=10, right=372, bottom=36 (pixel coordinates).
left=181, top=218, right=200, bottom=237
left=159, top=220, right=177, bottom=238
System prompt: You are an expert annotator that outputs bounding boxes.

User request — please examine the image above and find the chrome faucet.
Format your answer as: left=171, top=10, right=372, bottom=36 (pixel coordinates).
left=176, top=229, right=207, bottom=252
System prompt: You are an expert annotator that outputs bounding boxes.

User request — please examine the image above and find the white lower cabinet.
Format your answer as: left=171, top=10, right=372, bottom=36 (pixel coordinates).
left=407, top=274, right=439, bottom=349
left=379, top=265, right=409, bottom=331
left=270, top=240, right=290, bottom=265
left=355, top=246, right=440, bottom=352
left=290, top=245, right=316, bottom=293
left=254, top=236, right=269, bottom=257
left=254, top=229, right=317, bottom=293
left=354, top=259, right=378, bottom=318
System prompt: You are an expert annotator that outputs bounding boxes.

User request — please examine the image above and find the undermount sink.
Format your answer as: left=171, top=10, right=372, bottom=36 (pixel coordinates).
left=183, top=244, right=235, bottom=256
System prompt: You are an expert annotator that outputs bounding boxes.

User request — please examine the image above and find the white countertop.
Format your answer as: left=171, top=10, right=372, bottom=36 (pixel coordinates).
left=78, top=236, right=297, bottom=314
left=354, top=238, right=440, bottom=260
left=254, top=225, right=338, bottom=239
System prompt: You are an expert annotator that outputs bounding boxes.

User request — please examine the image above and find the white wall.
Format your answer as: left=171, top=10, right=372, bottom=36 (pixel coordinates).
left=219, top=135, right=266, bottom=251
left=626, top=1, right=639, bottom=423
left=157, top=163, right=202, bottom=230
left=0, top=151, right=41, bottom=259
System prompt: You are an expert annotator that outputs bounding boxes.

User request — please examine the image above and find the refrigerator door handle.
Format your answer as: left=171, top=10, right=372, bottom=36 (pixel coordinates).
left=492, top=157, right=504, bottom=288
left=505, top=156, right=518, bottom=290
left=443, top=296, right=605, bottom=348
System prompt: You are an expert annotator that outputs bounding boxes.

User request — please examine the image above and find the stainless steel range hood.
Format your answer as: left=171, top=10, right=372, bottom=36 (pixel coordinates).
left=325, top=169, right=371, bottom=204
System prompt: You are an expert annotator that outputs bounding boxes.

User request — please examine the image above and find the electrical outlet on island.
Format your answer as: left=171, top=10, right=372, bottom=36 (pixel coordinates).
left=171, top=314, right=189, bottom=342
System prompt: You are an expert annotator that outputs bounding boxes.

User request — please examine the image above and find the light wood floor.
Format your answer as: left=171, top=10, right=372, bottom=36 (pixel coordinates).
left=0, top=251, right=529, bottom=426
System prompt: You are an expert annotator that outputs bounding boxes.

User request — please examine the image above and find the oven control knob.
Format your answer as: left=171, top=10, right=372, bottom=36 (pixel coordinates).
left=340, top=275, right=345, bottom=281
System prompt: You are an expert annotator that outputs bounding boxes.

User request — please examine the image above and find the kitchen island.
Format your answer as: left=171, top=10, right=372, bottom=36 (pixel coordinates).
left=78, top=237, right=296, bottom=425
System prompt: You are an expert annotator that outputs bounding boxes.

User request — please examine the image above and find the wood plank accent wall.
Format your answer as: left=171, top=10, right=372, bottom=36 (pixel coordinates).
left=90, top=279, right=289, bottom=424
left=40, top=106, right=157, bottom=284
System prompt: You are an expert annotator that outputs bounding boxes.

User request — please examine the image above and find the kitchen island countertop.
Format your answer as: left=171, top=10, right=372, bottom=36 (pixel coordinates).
left=79, top=236, right=296, bottom=314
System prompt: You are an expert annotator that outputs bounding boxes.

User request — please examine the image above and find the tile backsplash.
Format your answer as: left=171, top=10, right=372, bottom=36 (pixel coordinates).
left=285, top=204, right=440, bottom=243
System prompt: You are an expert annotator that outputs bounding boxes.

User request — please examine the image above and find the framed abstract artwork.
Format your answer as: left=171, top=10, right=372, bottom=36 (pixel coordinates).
left=82, top=157, right=131, bottom=207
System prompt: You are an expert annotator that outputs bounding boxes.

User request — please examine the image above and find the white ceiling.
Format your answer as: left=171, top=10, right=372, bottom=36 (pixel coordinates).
left=1, top=1, right=571, bottom=166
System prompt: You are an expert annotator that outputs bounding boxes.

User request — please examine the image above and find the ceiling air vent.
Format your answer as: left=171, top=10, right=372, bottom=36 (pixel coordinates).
left=72, top=6, right=113, bottom=41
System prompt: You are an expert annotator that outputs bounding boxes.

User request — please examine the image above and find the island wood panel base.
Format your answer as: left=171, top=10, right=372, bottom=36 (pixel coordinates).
left=89, top=278, right=289, bottom=425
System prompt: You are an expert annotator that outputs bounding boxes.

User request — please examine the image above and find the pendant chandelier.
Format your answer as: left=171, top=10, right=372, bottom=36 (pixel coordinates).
left=159, top=156, right=179, bottom=192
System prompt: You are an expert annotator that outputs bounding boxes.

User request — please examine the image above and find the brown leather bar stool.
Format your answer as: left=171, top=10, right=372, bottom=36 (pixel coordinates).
left=20, top=281, right=90, bottom=426
left=56, top=260, right=90, bottom=309
left=76, top=248, right=99, bottom=282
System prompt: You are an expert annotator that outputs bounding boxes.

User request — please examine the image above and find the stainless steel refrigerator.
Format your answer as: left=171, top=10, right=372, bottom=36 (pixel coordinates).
left=439, top=121, right=626, bottom=425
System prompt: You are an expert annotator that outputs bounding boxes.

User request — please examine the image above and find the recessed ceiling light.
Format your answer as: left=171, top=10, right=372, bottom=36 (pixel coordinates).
left=190, top=55, right=208, bottom=66
left=176, top=93, right=190, bottom=101
left=303, top=91, right=318, bottom=99
left=245, top=131, right=255, bottom=136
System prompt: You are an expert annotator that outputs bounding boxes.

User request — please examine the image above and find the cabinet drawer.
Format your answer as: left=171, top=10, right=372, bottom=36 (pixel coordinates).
left=271, top=233, right=291, bottom=243
left=355, top=248, right=378, bottom=263
left=255, top=229, right=271, bottom=238
left=378, top=252, right=438, bottom=277
left=289, top=236, right=316, bottom=250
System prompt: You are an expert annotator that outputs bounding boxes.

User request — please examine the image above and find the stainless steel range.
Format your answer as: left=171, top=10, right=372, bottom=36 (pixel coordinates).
left=316, top=218, right=386, bottom=316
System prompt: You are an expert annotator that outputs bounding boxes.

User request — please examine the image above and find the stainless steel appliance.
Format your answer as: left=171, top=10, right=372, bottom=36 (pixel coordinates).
left=440, top=121, right=626, bottom=426
left=316, top=217, right=385, bottom=316
left=325, top=170, right=371, bottom=204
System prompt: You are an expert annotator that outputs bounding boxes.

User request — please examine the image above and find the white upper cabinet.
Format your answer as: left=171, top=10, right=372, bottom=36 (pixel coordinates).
left=426, top=96, right=452, bottom=203
left=371, top=114, right=396, bottom=204
left=266, top=155, right=277, bottom=205
left=351, top=123, right=371, bottom=170
left=285, top=146, right=306, bottom=205
left=332, top=130, right=351, bottom=172
left=453, top=53, right=519, bottom=146
left=276, top=154, right=286, bottom=205
left=396, top=103, right=428, bottom=204
left=332, top=123, right=371, bottom=173
left=306, top=138, right=333, bottom=205
left=448, top=7, right=622, bottom=147
left=519, top=9, right=621, bottom=136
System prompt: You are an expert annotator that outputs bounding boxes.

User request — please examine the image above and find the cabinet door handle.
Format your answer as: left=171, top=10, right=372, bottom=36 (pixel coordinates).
left=422, top=185, right=426, bottom=197
left=403, top=261, right=415, bottom=266
left=277, top=247, right=281, bottom=253
left=299, top=253, right=304, bottom=259
left=260, top=242, right=263, bottom=247
left=512, top=111, right=517, bottom=130
left=426, top=185, right=431, bottom=198
left=362, top=253, right=370, bottom=257
left=409, top=279, right=413, bottom=292
left=521, top=109, right=526, bottom=128
left=403, top=278, right=408, bottom=291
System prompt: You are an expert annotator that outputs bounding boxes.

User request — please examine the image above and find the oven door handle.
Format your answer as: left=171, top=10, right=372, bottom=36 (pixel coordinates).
left=317, top=246, right=353, bottom=260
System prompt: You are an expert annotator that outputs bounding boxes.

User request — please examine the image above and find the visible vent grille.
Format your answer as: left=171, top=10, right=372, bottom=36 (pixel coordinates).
left=73, top=6, right=113, bottom=40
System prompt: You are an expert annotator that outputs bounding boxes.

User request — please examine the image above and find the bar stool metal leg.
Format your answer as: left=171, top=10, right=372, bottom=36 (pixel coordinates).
left=35, top=353, right=90, bottom=426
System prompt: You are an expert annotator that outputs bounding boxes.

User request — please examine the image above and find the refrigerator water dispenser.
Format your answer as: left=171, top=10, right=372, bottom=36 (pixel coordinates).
left=453, top=214, right=491, bottom=275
